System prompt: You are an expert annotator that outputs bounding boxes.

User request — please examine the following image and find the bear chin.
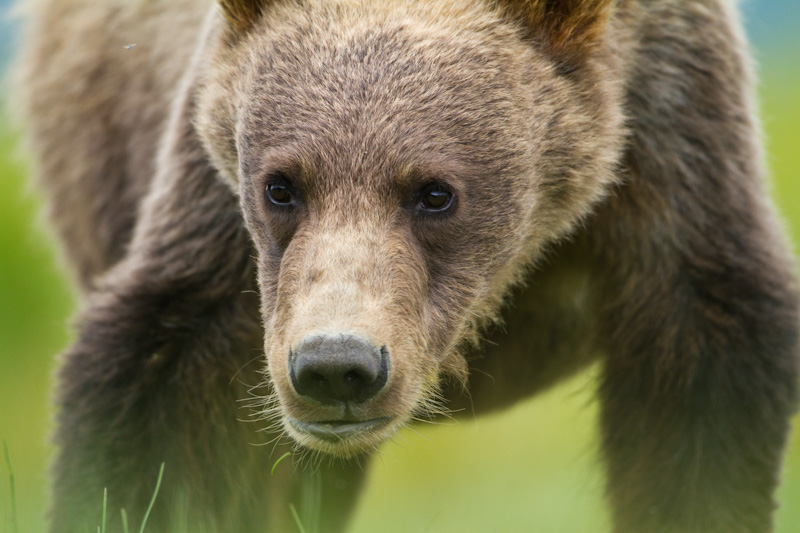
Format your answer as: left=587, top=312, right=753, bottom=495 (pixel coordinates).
left=285, top=416, right=398, bottom=457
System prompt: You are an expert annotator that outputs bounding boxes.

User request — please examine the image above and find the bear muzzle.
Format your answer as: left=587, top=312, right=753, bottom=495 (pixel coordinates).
left=286, top=333, right=394, bottom=447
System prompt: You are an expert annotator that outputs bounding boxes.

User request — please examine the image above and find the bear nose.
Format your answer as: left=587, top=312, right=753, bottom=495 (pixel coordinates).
left=289, top=334, right=389, bottom=405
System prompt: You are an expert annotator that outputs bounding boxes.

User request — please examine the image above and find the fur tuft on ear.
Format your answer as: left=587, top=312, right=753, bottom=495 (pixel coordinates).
left=499, top=0, right=616, bottom=60
left=218, top=0, right=268, bottom=32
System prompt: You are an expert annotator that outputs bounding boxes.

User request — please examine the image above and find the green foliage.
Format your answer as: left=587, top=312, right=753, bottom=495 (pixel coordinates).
left=271, top=452, right=292, bottom=476
left=120, top=509, right=129, bottom=533
left=100, top=489, right=107, bottom=533
left=138, top=464, right=164, bottom=533
left=290, top=503, right=307, bottom=533
left=2, top=441, right=18, bottom=533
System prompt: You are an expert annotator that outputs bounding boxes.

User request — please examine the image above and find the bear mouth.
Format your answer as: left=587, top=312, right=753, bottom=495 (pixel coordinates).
left=287, top=416, right=392, bottom=443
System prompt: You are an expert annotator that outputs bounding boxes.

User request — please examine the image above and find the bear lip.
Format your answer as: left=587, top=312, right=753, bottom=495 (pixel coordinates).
left=287, top=416, right=392, bottom=443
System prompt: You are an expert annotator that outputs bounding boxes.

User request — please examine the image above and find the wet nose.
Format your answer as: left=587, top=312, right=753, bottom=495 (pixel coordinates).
left=290, top=334, right=389, bottom=405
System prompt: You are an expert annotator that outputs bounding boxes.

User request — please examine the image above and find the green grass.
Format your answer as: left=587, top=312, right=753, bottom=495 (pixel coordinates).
left=290, top=504, right=308, bottom=533
left=0, top=123, right=73, bottom=533
left=3, top=441, right=18, bottom=533
left=137, top=464, right=164, bottom=533
left=2, top=57, right=800, bottom=533
left=350, top=372, right=609, bottom=533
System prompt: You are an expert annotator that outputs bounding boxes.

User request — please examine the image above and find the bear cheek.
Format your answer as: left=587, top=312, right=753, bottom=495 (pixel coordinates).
left=417, top=206, right=522, bottom=372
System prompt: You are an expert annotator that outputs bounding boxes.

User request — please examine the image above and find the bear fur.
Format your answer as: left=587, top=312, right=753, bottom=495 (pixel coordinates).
left=14, top=0, right=800, bottom=532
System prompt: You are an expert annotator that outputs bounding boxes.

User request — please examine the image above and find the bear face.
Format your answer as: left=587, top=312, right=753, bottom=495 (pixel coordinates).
left=197, top=0, right=624, bottom=457
left=17, top=0, right=800, bottom=530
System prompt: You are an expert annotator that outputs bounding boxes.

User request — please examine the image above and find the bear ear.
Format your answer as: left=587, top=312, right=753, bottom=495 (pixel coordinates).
left=500, top=0, right=616, bottom=61
left=218, top=0, right=270, bottom=33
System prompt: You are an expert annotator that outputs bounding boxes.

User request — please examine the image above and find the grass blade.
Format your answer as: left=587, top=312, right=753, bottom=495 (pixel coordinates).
left=2, top=441, right=18, bottom=533
left=301, top=470, right=322, bottom=533
left=289, top=503, right=307, bottom=533
left=138, top=462, right=165, bottom=533
left=101, top=487, right=108, bottom=533
left=271, top=452, right=291, bottom=476
left=121, top=509, right=130, bottom=533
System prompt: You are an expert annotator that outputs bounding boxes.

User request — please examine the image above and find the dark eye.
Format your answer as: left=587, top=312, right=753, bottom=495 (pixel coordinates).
left=419, top=186, right=454, bottom=213
left=266, top=183, right=293, bottom=205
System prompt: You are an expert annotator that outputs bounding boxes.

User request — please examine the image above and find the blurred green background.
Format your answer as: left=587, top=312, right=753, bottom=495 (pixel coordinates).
left=1, top=2, right=798, bottom=532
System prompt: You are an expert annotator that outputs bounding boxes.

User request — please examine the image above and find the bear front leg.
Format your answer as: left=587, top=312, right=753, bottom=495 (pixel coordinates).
left=49, top=76, right=366, bottom=532
left=48, top=164, right=283, bottom=532
left=591, top=86, right=800, bottom=533
left=595, top=241, right=799, bottom=533
left=592, top=3, right=800, bottom=530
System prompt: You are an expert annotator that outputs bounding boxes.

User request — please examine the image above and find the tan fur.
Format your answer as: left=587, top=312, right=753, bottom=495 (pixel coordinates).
left=13, top=0, right=208, bottom=288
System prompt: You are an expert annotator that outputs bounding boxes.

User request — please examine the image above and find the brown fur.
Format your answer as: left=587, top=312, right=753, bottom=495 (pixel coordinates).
left=13, top=0, right=799, bottom=532
left=501, top=0, right=616, bottom=61
left=219, top=0, right=266, bottom=32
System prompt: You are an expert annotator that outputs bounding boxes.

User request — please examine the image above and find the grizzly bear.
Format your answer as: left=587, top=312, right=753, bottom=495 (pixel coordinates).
left=14, top=0, right=800, bottom=532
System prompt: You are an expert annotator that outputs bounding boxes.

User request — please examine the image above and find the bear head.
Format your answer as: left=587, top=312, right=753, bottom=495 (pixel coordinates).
left=196, top=0, right=624, bottom=457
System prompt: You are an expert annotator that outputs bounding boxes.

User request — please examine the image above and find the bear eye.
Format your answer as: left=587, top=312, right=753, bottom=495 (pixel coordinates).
left=419, top=185, right=454, bottom=213
left=266, top=183, right=293, bottom=206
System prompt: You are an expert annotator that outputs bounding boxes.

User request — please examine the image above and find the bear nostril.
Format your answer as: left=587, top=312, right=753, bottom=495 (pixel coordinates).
left=344, top=370, right=362, bottom=384
left=290, top=335, right=389, bottom=405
